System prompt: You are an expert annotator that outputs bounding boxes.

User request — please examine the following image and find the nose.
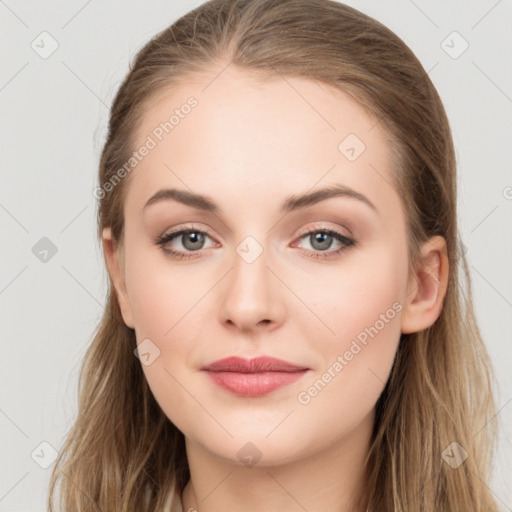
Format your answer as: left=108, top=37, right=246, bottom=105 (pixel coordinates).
left=219, top=241, right=285, bottom=334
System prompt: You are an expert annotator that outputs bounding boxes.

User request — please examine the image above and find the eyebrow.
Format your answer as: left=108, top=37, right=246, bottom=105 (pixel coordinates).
left=143, top=184, right=377, bottom=215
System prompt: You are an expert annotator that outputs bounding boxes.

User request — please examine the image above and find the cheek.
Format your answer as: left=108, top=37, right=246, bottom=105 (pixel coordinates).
left=129, top=268, right=205, bottom=433
left=125, top=240, right=202, bottom=339
left=293, top=245, right=406, bottom=425
left=121, top=246, right=189, bottom=408
left=297, top=240, right=406, bottom=346
left=124, top=243, right=221, bottom=423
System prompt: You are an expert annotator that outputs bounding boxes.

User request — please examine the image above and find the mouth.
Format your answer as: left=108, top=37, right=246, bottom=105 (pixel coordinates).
left=201, top=356, right=310, bottom=397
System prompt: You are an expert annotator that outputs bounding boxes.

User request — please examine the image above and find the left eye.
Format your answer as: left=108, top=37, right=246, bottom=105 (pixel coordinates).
left=292, top=228, right=356, bottom=259
left=156, top=226, right=356, bottom=260
left=296, top=229, right=352, bottom=251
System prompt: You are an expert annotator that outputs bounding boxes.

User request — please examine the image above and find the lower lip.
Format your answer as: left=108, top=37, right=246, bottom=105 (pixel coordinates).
left=204, top=370, right=308, bottom=397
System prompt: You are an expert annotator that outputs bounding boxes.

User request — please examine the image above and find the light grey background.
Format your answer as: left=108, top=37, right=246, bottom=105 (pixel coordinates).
left=1, top=1, right=511, bottom=510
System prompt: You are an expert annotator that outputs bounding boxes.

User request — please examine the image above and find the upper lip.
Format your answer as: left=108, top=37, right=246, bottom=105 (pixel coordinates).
left=201, top=356, right=309, bottom=373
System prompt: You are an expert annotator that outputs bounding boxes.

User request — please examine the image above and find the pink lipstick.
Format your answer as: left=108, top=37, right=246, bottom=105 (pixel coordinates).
left=201, top=356, right=309, bottom=397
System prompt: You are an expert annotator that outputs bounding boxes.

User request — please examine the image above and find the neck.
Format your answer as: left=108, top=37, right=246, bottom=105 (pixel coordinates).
left=180, top=409, right=374, bottom=512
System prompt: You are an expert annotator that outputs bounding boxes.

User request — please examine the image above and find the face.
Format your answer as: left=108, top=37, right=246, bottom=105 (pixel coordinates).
left=106, top=65, right=417, bottom=466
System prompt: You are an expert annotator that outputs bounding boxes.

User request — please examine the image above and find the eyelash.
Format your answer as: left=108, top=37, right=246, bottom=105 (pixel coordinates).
left=155, top=224, right=356, bottom=261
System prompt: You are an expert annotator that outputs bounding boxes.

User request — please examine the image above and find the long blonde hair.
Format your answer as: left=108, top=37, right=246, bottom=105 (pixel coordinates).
left=47, top=1, right=499, bottom=510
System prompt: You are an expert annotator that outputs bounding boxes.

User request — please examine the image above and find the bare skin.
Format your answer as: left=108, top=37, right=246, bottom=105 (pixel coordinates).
left=103, top=63, right=448, bottom=512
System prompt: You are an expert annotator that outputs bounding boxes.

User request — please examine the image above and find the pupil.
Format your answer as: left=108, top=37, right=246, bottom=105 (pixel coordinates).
left=312, top=232, right=332, bottom=250
left=184, top=232, right=203, bottom=250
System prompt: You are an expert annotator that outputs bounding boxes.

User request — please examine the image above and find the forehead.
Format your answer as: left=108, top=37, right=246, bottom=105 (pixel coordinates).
left=125, top=65, right=399, bottom=219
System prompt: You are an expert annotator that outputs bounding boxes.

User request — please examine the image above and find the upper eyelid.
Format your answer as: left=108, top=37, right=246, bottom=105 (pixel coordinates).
left=294, top=221, right=353, bottom=238
left=161, top=222, right=350, bottom=236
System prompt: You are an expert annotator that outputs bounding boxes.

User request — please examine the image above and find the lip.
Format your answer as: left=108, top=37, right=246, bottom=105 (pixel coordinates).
left=201, top=356, right=309, bottom=397
left=201, top=356, right=308, bottom=373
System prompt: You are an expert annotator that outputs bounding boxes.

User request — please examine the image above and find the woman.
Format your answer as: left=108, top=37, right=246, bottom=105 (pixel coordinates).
left=47, top=0, right=499, bottom=510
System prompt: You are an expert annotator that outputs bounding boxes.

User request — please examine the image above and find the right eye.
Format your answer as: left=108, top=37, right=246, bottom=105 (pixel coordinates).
left=156, top=226, right=217, bottom=260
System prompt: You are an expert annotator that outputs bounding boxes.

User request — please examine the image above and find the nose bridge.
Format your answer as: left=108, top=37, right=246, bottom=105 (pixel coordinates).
left=219, top=231, right=283, bottom=329
left=231, top=232, right=272, bottom=300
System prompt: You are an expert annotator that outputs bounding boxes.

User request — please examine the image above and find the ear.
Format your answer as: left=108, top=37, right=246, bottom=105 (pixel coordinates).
left=401, top=235, right=449, bottom=334
left=102, top=227, right=135, bottom=329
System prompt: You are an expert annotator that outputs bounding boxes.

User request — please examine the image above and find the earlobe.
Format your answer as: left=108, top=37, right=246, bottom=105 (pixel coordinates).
left=400, top=236, right=449, bottom=335
left=102, top=227, right=135, bottom=329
